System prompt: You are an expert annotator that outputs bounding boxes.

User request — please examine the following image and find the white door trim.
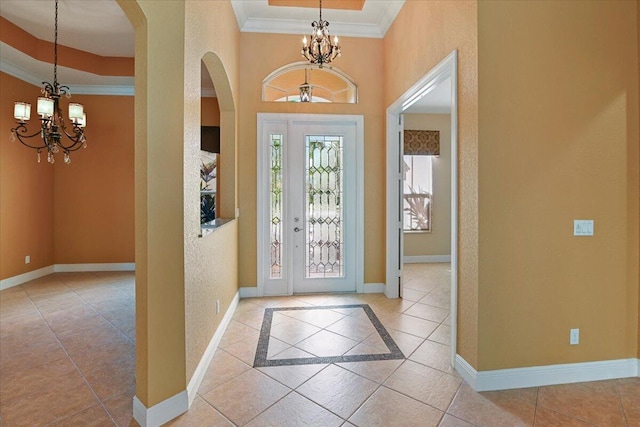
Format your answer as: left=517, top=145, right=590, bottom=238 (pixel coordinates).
left=257, top=113, right=364, bottom=296
left=385, top=50, right=458, bottom=363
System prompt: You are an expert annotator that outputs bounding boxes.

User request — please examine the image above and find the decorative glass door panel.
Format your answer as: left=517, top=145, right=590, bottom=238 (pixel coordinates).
left=258, top=114, right=361, bottom=295
left=305, top=135, right=344, bottom=278
left=269, top=134, right=283, bottom=279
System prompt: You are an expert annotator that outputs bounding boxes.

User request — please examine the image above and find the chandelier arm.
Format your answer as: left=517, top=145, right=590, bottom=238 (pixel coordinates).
left=58, top=129, right=86, bottom=151
left=10, top=124, right=48, bottom=150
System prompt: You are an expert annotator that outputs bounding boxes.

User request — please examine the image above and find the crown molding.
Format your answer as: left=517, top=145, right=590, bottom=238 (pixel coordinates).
left=1, top=57, right=134, bottom=96
left=230, top=0, right=405, bottom=39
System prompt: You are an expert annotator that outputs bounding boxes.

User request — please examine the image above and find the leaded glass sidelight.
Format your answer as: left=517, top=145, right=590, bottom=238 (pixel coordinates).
left=305, top=135, right=344, bottom=278
left=270, top=134, right=283, bottom=278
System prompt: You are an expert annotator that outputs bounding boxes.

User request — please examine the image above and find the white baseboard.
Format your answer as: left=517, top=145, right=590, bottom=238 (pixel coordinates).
left=455, top=354, right=640, bottom=392
left=0, top=265, right=55, bottom=291
left=403, top=255, right=451, bottom=264
left=241, top=284, right=384, bottom=298
left=133, top=390, right=188, bottom=427
left=0, top=263, right=135, bottom=291
left=364, top=282, right=385, bottom=293
left=186, top=291, right=240, bottom=405
left=239, top=287, right=258, bottom=298
left=55, top=263, right=135, bottom=272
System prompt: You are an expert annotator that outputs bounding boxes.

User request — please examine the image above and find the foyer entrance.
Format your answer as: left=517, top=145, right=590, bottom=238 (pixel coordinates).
left=257, top=114, right=364, bottom=295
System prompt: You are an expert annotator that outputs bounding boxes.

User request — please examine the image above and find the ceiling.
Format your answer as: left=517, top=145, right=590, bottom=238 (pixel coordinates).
left=0, top=0, right=448, bottom=111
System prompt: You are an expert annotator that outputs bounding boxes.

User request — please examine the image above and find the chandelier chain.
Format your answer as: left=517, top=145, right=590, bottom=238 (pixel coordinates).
left=54, top=0, right=58, bottom=84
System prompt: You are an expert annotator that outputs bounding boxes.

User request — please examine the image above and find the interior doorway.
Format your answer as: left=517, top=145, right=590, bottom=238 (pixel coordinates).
left=385, top=51, right=458, bottom=362
left=257, top=114, right=365, bottom=296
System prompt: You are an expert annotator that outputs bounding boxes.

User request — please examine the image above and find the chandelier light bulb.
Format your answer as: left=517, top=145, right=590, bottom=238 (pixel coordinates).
left=37, top=97, right=54, bottom=118
left=68, top=103, right=84, bottom=121
left=14, top=102, right=31, bottom=122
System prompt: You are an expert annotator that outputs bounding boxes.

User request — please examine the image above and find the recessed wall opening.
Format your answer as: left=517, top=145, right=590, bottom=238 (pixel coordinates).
left=262, top=62, right=358, bottom=104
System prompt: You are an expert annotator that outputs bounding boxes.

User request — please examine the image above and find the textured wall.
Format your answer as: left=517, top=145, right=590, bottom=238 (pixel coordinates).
left=384, top=0, right=479, bottom=367
left=183, top=0, right=240, bottom=384
left=477, top=0, right=639, bottom=370
left=403, top=114, right=452, bottom=257
left=0, top=73, right=55, bottom=280
left=53, top=95, right=134, bottom=265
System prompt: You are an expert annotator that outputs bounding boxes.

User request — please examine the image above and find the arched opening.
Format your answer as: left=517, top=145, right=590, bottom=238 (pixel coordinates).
left=262, top=61, right=358, bottom=103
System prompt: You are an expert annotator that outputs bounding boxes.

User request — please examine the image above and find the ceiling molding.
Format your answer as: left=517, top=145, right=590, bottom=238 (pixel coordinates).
left=0, top=42, right=134, bottom=96
left=231, top=0, right=405, bottom=38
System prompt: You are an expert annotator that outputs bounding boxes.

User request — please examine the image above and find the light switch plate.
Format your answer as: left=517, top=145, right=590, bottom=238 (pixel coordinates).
left=574, top=220, right=594, bottom=236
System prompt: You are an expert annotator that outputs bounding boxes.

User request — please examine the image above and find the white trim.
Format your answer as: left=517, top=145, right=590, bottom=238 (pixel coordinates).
left=0, top=263, right=135, bottom=291
left=68, top=85, right=134, bottom=96
left=257, top=113, right=364, bottom=296
left=0, top=58, right=134, bottom=96
left=386, top=50, right=459, bottom=361
left=239, top=287, right=258, bottom=298
left=186, top=291, right=240, bottom=405
left=403, top=255, right=451, bottom=264
left=454, top=354, right=640, bottom=392
left=229, top=1, right=405, bottom=38
left=0, top=265, right=55, bottom=291
left=54, top=263, right=135, bottom=272
left=363, top=283, right=385, bottom=294
left=454, top=354, right=478, bottom=390
left=133, top=391, right=188, bottom=427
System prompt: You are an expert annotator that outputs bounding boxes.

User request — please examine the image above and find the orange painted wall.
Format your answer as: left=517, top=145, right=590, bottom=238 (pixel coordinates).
left=0, top=71, right=135, bottom=276
left=384, top=0, right=479, bottom=367
left=201, top=97, right=220, bottom=126
left=637, top=0, right=640, bottom=358
left=0, top=17, right=133, bottom=77
left=53, top=95, right=135, bottom=264
left=477, top=0, right=638, bottom=370
left=0, top=72, right=54, bottom=279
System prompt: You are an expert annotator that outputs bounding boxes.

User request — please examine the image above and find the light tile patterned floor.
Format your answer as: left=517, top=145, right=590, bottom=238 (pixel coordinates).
left=0, top=263, right=639, bottom=426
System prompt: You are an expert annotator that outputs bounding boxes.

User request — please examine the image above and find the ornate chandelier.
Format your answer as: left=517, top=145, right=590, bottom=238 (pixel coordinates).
left=10, top=0, right=87, bottom=164
left=301, top=0, right=341, bottom=68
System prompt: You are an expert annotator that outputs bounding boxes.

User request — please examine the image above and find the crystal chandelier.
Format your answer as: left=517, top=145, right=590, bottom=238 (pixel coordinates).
left=301, top=0, right=341, bottom=68
left=10, top=0, right=87, bottom=164
left=299, top=68, right=313, bottom=102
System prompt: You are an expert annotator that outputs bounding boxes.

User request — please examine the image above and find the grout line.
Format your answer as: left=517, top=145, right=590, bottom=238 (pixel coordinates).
left=25, top=284, right=115, bottom=425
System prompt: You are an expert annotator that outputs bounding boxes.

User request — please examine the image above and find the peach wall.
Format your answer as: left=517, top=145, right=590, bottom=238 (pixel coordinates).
left=53, top=95, right=134, bottom=265
left=121, top=0, right=241, bottom=409
left=184, top=0, right=240, bottom=384
left=477, top=0, right=639, bottom=370
left=384, top=0, right=479, bottom=367
left=637, top=0, right=640, bottom=358
left=403, top=114, right=452, bottom=258
left=0, top=73, right=54, bottom=280
left=237, top=33, right=385, bottom=287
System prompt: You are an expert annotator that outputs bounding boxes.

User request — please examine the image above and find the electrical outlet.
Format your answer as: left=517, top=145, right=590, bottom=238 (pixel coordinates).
left=216, top=299, right=220, bottom=314
left=570, top=328, right=580, bottom=345
left=25, top=255, right=30, bottom=264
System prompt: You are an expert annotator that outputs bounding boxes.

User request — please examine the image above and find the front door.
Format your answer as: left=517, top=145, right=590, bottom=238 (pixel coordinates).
left=257, top=114, right=363, bottom=295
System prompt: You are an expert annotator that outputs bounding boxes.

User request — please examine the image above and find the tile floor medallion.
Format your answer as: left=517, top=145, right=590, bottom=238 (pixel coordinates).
left=253, top=304, right=405, bottom=367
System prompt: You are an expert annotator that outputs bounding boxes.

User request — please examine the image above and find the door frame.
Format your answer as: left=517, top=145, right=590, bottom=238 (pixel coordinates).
left=256, top=113, right=365, bottom=296
left=385, top=50, right=458, bottom=362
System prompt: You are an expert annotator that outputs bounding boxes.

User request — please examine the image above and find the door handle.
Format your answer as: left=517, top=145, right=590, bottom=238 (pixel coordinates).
left=294, top=227, right=303, bottom=232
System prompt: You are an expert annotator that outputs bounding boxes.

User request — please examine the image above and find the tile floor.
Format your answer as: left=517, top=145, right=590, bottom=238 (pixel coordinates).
left=0, top=264, right=638, bottom=426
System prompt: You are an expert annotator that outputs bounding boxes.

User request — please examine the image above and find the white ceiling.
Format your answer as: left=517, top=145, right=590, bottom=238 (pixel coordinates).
left=0, top=0, right=449, bottom=111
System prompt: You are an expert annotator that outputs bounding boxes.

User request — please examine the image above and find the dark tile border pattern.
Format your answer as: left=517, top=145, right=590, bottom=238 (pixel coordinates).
left=253, top=304, right=405, bottom=367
